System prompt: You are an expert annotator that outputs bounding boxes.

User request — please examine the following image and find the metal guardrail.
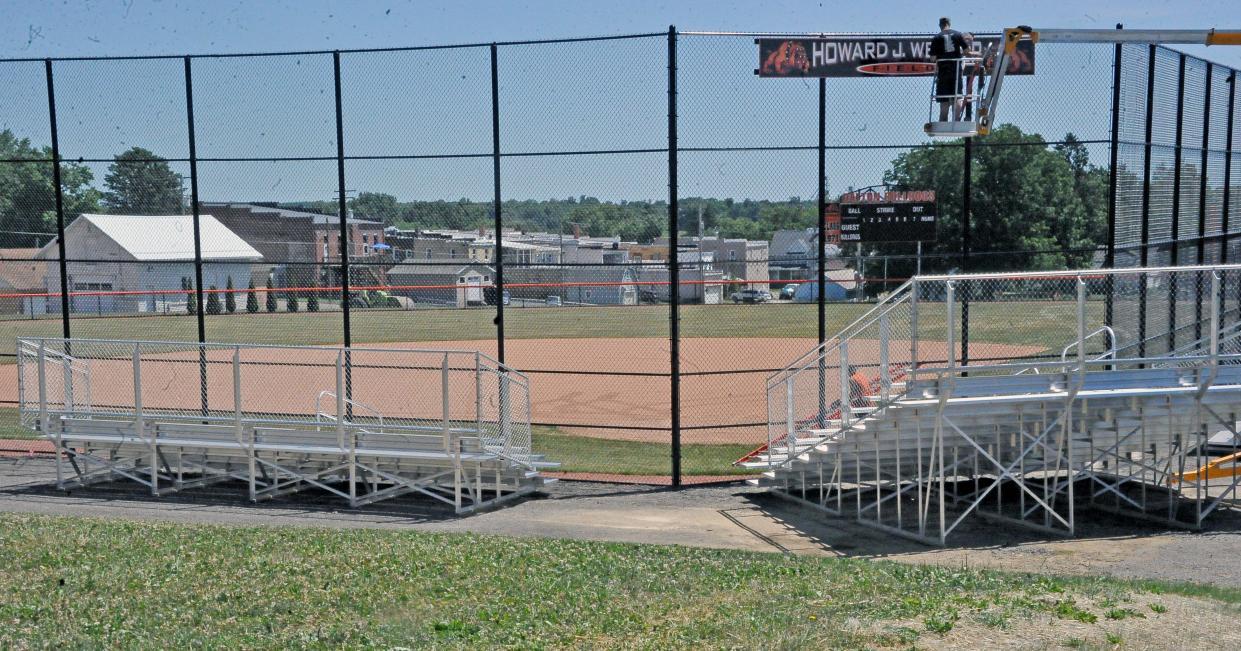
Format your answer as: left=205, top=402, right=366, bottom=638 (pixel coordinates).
left=765, top=265, right=1236, bottom=470
left=17, top=337, right=536, bottom=469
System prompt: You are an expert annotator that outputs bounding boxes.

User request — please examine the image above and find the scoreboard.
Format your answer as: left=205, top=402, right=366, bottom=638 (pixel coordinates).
left=839, top=200, right=936, bottom=243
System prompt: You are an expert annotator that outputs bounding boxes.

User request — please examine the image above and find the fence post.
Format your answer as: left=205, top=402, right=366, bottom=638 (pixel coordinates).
left=1224, top=71, right=1236, bottom=335
left=332, top=51, right=353, bottom=414
left=1195, top=64, right=1213, bottom=346
left=43, top=60, right=71, bottom=341
left=1168, top=53, right=1186, bottom=354
left=183, top=57, right=208, bottom=418
left=1105, top=30, right=1122, bottom=330
left=960, top=137, right=972, bottom=368
left=667, top=25, right=681, bottom=486
left=1139, top=45, right=1157, bottom=358
left=817, top=76, right=827, bottom=421
left=490, top=43, right=505, bottom=364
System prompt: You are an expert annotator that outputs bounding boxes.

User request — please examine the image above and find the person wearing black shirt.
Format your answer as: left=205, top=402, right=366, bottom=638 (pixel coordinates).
left=929, top=17, right=969, bottom=121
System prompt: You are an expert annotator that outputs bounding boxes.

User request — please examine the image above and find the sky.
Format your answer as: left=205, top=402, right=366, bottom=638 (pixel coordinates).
left=2, top=0, right=1240, bottom=205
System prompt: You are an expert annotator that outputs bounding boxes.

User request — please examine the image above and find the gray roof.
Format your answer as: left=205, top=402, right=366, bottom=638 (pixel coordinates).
left=770, top=229, right=816, bottom=257
left=387, top=261, right=494, bottom=277
left=200, top=202, right=382, bottom=227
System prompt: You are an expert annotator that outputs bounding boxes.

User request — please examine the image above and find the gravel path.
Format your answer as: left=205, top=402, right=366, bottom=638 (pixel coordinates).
left=6, top=456, right=1241, bottom=588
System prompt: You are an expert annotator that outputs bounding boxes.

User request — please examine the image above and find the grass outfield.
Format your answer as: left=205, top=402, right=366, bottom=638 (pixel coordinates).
left=0, top=407, right=33, bottom=440
left=534, top=427, right=757, bottom=476
left=1, top=512, right=1233, bottom=649
left=0, top=300, right=1113, bottom=357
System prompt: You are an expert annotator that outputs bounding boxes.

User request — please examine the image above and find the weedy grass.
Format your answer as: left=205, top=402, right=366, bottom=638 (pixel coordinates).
left=0, top=512, right=1224, bottom=649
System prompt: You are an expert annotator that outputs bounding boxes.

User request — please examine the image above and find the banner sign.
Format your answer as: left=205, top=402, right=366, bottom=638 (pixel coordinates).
left=757, top=35, right=1035, bottom=78
left=840, top=191, right=937, bottom=243
left=823, top=203, right=842, bottom=245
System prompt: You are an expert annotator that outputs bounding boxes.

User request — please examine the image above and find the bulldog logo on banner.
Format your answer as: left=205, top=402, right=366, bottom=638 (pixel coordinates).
left=756, top=35, right=1035, bottom=78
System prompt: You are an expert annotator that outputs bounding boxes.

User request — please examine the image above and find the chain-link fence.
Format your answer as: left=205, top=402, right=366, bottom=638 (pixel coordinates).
left=1, top=29, right=1238, bottom=483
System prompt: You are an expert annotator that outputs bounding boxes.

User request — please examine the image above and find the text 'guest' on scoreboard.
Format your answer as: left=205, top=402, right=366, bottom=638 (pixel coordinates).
left=839, top=190, right=937, bottom=243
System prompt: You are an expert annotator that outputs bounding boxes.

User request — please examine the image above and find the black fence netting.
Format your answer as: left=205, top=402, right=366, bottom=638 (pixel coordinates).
left=0, top=29, right=1239, bottom=484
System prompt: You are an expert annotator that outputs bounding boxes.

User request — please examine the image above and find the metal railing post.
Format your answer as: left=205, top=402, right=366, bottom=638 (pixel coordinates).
left=474, top=352, right=483, bottom=431
left=839, top=340, right=850, bottom=426
left=335, top=349, right=345, bottom=448
left=946, top=281, right=956, bottom=371
left=879, top=313, right=891, bottom=402
left=37, top=343, right=59, bottom=488
left=134, top=343, right=154, bottom=495
left=232, top=346, right=242, bottom=444
left=785, top=379, right=795, bottom=443
left=442, top=353, right=452, bottom=452
left=1211, top=271, right=1221, bottom=365
left=1077, top=276, right=1087, bottom=381
left=910, top=278, right=919, bottom=384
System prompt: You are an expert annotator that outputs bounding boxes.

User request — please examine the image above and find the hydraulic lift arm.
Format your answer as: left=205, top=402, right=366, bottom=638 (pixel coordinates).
left=976, top=27, right=1241, bottom=136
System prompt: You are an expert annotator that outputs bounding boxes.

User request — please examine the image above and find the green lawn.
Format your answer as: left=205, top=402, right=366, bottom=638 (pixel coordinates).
left=0, top=300, right=1118, bottom=358
left=534, top=427, right=758, bottom=476
left=0, top=512, right=1228, bottom=649
left=0, top=407, right=33, bottom=440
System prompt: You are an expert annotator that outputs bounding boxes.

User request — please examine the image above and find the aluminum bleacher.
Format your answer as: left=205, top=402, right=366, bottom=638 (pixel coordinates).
left=18, top=338, right=555, bottom=513
left=750, top=264, right=1241, bottom=545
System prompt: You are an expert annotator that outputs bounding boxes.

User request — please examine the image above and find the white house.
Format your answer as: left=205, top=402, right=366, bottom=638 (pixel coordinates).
left=37, top=214, right=263, bottom=315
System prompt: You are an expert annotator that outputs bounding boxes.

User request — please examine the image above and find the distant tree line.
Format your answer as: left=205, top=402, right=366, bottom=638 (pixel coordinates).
left=0, top=125, right=1136, bottom=277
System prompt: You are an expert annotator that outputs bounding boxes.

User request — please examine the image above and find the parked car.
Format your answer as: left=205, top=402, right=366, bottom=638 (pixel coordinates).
left=779, top=283, right=799, bottom=300
left=730, top=289, right=770, bottom=304
left=546, top=295, right=563, bottom=307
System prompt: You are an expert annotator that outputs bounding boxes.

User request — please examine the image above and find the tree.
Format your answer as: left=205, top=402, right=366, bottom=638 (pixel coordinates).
left=0, top=129, right=99, bottom=248
left=246, top=281, right=259, bottom=313
left=225, top=276, right=236, bottom=313
left=879, top=124, right=1105, bottom=277
left=185, top=278, right=197, bottom=315
left=102, top=146, right=185, bottom=214
left=349, top=192, right=401, bottom=225
left=265, top=277, right=277, bottom=312
left=206, top=285, right=222, bottom=315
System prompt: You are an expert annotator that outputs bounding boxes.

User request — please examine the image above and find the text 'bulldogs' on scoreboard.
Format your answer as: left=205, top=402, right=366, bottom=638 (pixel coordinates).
left=840, top=199, right=937, bottom=243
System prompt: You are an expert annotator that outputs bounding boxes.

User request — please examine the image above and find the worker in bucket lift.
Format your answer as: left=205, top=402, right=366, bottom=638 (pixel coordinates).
left=929, top=16, right=969, bottom=121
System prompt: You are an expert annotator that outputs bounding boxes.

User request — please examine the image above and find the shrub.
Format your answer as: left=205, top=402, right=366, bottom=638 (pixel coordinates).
left=185, top=279, right=197, bottom=315
left=307, top=283, right=320, bottom=312
left=206, top=286, right=222, bottom=315
left=225, top=276, right=236, bottom=313
left=246, top=281, right=259, bottom=313
left=265, top=278, right=277, bottom=312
